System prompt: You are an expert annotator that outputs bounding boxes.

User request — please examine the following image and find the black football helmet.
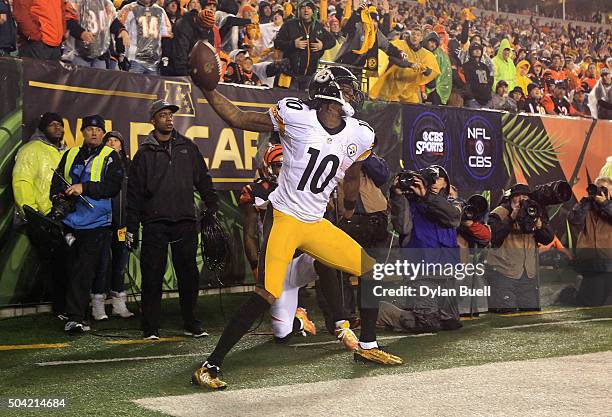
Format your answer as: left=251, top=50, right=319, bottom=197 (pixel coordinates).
left=308, top=66, right=364, bottom=114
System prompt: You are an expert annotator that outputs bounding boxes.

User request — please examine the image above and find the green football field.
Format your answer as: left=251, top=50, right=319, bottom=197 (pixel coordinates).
left=1, top=293, right=611, bottom=417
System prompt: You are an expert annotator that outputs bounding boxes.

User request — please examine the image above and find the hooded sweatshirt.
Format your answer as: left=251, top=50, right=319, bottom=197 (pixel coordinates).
left=516, top=60, right=532, bottom=95
left=12, top=131, right=66, bottom=216
left=462, top=44, right=493, bottom=105
left=492, top=38, right=517, bottom=92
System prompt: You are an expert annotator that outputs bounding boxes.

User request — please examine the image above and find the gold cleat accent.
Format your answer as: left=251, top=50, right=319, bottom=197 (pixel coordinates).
left=191, top=365, right=227, bottom=390
left=354, top=347, right=403, bottom=365
left=295, top=307, right=317, bottom=336
left=335, top=320, right=359, bottom=351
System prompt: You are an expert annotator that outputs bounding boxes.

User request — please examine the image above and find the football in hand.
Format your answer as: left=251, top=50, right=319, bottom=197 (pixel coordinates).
left=189, top=41, right=221, bottom=91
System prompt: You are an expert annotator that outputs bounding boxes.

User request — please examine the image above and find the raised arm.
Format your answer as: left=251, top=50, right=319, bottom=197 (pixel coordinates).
left=201, top=89, right=274, bottom=132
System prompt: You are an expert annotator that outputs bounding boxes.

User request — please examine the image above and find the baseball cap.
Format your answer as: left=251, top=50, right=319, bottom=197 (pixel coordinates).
left=554, top=79, right=568, bottom=89
left=509, top=183, right=530, bottom=197
left=149, top=100, right=179, bottom=119
left=510, top=86, right=524, bottom=96
left=81, top=115, right=106, bottom=132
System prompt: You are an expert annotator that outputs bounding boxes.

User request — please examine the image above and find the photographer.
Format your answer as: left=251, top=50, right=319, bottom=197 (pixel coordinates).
left=568, top=177, right=612, bottom=306
left=12, top=112, right=67, bottom=318
left=388, top=165, right=462, bottom=330
left=50, top=115, right=123, bottom=333
left=487, top=184, right=554, bottom=313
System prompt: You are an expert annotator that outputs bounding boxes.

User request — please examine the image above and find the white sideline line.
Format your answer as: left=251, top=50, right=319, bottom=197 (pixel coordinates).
left=289, top=333, right=436, bottom=348
left=36, top=353, right=210, bottom=367
left=495, top=317, right=612, bottom=330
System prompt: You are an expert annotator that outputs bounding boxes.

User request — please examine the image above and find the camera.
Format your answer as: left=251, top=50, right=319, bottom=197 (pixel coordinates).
left=530, top=180, right=572, bottom=206
left=516, top=199, right=542, bottom=234
left=587, top=183, right=609, bottom=199
left=397, top=168, right=438, bottom=198
left=48, top=195, right=75, bottom=222
left=461, top=194, right=489, bottom=222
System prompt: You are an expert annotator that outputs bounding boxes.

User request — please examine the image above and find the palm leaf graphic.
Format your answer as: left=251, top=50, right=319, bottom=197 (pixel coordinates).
left=501, top=113, right=565, bottom=178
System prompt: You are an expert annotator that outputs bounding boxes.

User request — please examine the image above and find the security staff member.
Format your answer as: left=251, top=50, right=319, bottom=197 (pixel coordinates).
left=126, top=100, right=219, bottom=340
left=50, top=115, right=123, bottom=333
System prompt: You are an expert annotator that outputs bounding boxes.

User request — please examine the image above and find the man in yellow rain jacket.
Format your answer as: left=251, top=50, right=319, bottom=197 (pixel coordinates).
left=370, top=26, right=439, bottom=104
left=13, top=112, right=66, bottom=216
left=12, top=112, right=67, bottom=319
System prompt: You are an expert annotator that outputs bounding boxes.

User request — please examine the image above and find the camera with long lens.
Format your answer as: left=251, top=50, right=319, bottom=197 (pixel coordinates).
left=529, top=180, right=572, bottom=206
left=587, top=183, right=609, bottom=199
left=516, top=199, right=542, bottom=233
left=397, top=168, right=438, bottom=199
left=461, top=194, right=489, bottom=221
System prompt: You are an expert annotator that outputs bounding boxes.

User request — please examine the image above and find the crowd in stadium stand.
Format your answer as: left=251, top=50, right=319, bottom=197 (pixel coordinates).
left=0, top=0, right=611, bottom=118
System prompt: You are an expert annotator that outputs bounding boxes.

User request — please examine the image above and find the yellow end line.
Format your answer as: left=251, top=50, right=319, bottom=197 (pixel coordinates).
left=0, top=343, right=68, bottom=351
left=105, top=337, right=187, bottom=345
left=197, top=98, right=274, bottom=109
left=28, top=81, right=157, bottom=100
left=212, top=177, right=254, bottom=183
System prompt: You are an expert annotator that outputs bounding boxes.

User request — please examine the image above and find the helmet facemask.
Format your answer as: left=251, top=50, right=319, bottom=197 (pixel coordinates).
left=308, top=68, right=364, bottom=116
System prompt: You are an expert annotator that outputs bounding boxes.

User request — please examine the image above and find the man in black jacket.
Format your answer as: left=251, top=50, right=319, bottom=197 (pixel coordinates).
left=127, top=100, right=219, bottom=340
left=463, top=43, right=493, bottom=109
left=273, top=0, right=335, bottom=90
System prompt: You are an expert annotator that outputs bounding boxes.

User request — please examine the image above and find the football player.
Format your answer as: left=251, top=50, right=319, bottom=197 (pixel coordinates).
left=192, top=66, right=402, bottom=390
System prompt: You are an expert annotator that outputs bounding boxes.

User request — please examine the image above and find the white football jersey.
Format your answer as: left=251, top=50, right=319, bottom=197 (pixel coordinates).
left=267, top=98, right=374, bottom=223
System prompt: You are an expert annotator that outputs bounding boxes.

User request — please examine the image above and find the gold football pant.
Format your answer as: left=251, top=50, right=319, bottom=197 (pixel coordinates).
left=256, top=207, right=375, bottom=303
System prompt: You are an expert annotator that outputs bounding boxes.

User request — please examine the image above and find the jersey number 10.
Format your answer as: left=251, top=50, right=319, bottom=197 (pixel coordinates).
left=297, top=148, right=340, bottom=194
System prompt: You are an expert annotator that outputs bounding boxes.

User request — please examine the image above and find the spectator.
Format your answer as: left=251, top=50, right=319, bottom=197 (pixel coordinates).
left=529, top=61, right=545, bottom=87
left=118, top=0, right=172, bottom=75
left=515, top=60, right=532, bottom=95
left=126, top=100, right=218, bottom=340
left=256, top=7, right=283, bottom=58
left=492, top=38, right=517, bottom=92
left=50, top=115, right=123, bottom=333
left=224, top=48, right=247, bottom=83
left=335, top=0, right=401, bottom=74
left=12, top=113, right=68, bottom=318
left=487, top=184, right=553, bottom=313
left=258, top=1, right=272, bottom=24
left=568, top=177, right=612, bottom=306
left=491, top=80, right=517, bottom=112
left=0, top=0, right=16, bottom=56
left=541, top=80, right=576, bottom=116
left=589, top=68, right=612, bottom=120
left=241, top=56, right=261, bottom=86
left=216, top=0, right=252, bottom=53
left=370, top=27, right=440, bottom=104
left=423, top=31, right=452, bottom=105
left=462, top=42, right=492, bottom=109
left=89, top=130, right=135, bottom=320
left=519, top=83, right=546, bottom=114
left=581, top=63, right=599, bottom=91
left=571, top=88, right=591, bottom=118
left=13, top=0, right=77, bottom=60
left=163, top=0, right=181, bottom=25
left=273, top=0, right=334, bottom=91
left=509, top=86, right=524, bottom=109
left=64, top=0, right=130, bottom=70
left=163, top=8, right=216, bottom=75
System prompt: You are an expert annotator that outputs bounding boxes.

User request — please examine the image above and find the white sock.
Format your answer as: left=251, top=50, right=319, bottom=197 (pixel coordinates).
left=359, top=341, right=378, bottom=350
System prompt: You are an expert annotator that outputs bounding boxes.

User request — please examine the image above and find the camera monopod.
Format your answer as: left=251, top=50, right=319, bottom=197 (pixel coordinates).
left=51, top=169, right=95, bottom=209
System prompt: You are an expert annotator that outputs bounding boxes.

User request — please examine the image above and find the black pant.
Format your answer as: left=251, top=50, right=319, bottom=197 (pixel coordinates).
left=65, top=227, right=112, bottom=322
left=19, top=40, right=61, bottom=60
left=140, top=221, right=201, bottom=333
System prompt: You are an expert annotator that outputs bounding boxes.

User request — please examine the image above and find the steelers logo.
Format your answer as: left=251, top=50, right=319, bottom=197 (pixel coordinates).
left=367, top=57, right=377, bottom=69
left=347, top=143, right=357, bottom=157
